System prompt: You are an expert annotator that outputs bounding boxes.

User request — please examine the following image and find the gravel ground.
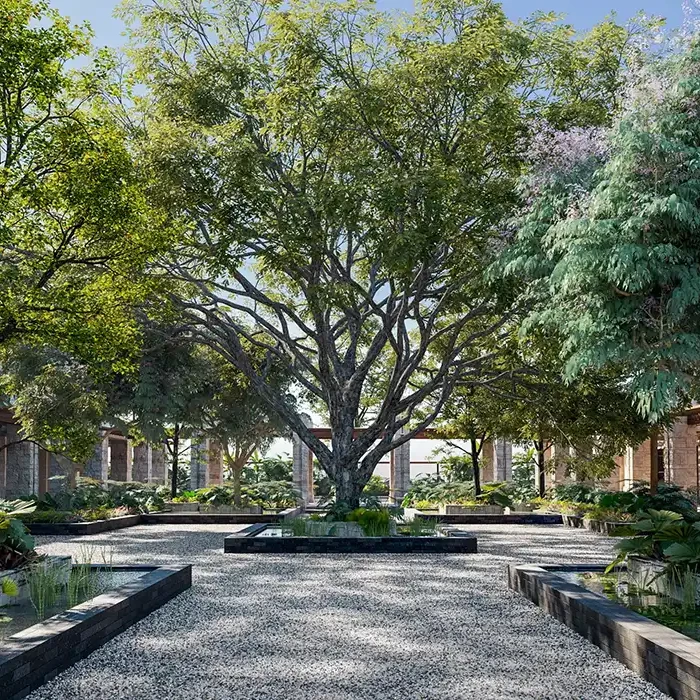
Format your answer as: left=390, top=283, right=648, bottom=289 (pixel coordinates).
left=23, top=523, right=669, bottom=700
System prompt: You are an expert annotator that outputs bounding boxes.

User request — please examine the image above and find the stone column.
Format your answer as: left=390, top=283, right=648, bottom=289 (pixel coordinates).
left=208, top=441, right=223, bottom=486
left=493, top=439, right=512, bottom=482
left=132, top=444, right=151, bottom=483
left=389, top=432, right=411, bottom=505
left=480, top=440, right=494, bottom=483
left=5, top=429, right=40, bottom=498
left=109, top=438, right=131, bottom=482
left=292, top=414, right=314, bottom=506
left=0, top=432, right=7, bottom=500
left=547, top=444, right=571, bottom=490
left=151, top=445, right=166, bottom=485
left=84, top=435, right=109, bottom=483
left=665, top=418, right=698, bottom=489
left=190, top=437, right=209, bottom=490
left=48, top=454, right=77, bottom=493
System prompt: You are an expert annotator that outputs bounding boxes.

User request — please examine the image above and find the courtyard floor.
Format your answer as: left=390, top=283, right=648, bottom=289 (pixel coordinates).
left=25, top=523, right=669, bottom=700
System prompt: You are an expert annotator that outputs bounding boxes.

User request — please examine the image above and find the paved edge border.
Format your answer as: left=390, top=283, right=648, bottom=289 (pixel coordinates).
left=26, top=507, right=302, bottom=534
left=26, top=515, right=142, bottom=536
left=508, top=563, right=700, bottom=700
left=415, top=513, right=563, bottom=525
left=0, top=564, right=192, bottom=700
left=224, top=524, right=479, bottom=553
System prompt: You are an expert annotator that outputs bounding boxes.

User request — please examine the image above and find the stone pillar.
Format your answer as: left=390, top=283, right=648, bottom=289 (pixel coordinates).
left=48, top=454, right=77, bottom=494
left=292, top=414, right=314, bottom=506
left=5, top=430, right=40, bottom=498
left=665, top=418, right=698, bottom=489
left=190, top=438, right=223, bottom=489
left=208, top=441, right=223, bottom=486
left=132, top=444, right=151, bottom=483
left=493, top=439, right=512, bottom=482
left=109, top=438, right=131, bottom=482
left=546, top=444, right=571, bottom=490
left=389, top=434, right=411, bottom=505
left=480, top=440, right=494, bottom=482
left=151, top=446, right=166, bottom=485
left=0, top=432, right=7, bottom=500
left=84, top=435, right=109, bottom=483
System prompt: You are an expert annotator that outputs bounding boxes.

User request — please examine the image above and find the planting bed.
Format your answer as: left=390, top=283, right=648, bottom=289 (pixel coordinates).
left=143, top=506, right=300, bottom=526
left=224, top=523, right=478, bottom=553
left=0, top=564, right=191, bottom=700
left=509, top=563, right=700, bottom=700
left=415, top=512, right=562, bottom=526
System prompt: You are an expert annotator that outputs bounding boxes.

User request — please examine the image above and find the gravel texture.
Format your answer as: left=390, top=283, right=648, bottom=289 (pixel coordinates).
left=23, top=523, right=670, bottom=700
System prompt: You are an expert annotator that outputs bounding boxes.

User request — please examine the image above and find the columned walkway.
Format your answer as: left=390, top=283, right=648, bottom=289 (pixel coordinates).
left=30, top=525, right=668, bottom=700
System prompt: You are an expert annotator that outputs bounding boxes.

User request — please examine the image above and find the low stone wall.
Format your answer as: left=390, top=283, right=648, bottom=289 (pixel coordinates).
left=415, top=512, right=562, bottom=526
left=25, top=514, right=141, bottom=536
left=508, top=563, right=700, bottom=700
left=224, top=524, right=478, bottom=553
left=142, top=512, right=285, bottom=525
left=0, top=564, right=192, bottom=700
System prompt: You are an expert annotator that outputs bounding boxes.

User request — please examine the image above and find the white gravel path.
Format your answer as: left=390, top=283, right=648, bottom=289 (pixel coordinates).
left=24, top=523, right=669, bottom=700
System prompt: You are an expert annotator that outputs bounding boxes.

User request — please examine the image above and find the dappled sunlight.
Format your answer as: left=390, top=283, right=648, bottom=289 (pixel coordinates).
left=26, top=523, right=668, bottom=700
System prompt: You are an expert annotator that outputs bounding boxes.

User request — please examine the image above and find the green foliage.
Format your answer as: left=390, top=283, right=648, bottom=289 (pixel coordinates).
left=607, top=509, right=700, bottom=573
left=27, top=560, right=62, bottom=620
left=401, top=476, right=474, bottom=508
left=362, top=476, right=389, bottom=498
left=503, top=39, right=700, bottom=421
left=1, top=578, right=19, bottom=597
left=0, top=500, right=37, bottom=570
left=243, top=481, right=298, bottom=510
left=437, top=456, right=474, bottom=483
left=347, top=508, right=392, bottom=537
left=399, top=519, right=439, bottom=537
left=243, top=456, right=293, bottom=484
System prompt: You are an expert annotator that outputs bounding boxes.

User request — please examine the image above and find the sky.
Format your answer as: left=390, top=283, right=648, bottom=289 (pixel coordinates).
left=52, top=0, right=686, bottom=49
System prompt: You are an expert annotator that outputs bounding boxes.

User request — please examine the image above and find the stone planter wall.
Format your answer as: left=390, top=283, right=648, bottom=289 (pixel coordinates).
left=508, top=563, right=700, bottom=700
left=561, top=514, right=584, bottom=528
left=224, top=524, right=478, bottom=554
left=439, top=504, right=504, bottom=515
left=415, top=512, right=562, bottom=525
left=583, top=519, right=628, bottom=536
left=25, top=514, right=141, bottom=536
left=198, top=504, right=263, bottom=515
left=0, top=564, right=191, bottom=700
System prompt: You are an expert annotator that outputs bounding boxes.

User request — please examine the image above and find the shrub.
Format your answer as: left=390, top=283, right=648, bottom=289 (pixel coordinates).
left=0, top=500, right=38, bottom=570
left=363, top=475, right=389, bottom=497
left=347, top=508, right=392, bottom=536
left=16, top=511, right=77, bottom=524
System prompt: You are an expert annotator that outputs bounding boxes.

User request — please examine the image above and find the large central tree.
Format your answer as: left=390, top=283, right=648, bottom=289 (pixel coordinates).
left=122, top=0, right=636, bottom=506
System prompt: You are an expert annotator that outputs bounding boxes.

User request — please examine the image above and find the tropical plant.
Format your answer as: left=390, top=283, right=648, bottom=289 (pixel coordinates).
left=362, top=476, right=390, bottom=498
left=607, top=510, right=699, bottom=572
left=347, top=508, right=393, bottom=537
left=0, top=501, right=37, bottom=570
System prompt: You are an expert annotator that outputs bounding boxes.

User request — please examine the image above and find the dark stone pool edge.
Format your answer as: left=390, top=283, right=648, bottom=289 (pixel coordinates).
left=508, top=563, right=700, bottom=700
left=224, top=524, right=478, bottom=553
left=415, top=512, right=563, bottom=525
left=0, top=564, right=192, bottom=700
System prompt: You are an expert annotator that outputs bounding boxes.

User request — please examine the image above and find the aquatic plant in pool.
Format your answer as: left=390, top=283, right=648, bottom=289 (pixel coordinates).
left=569, top=569, right=700, bottom=642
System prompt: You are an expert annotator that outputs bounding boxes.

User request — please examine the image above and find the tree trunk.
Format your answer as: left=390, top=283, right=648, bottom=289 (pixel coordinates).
left=232, top=465, right=242, bottom=507
left=333, top=468, right=367, bottom=510
left=170, top=423, right=180, bottom=498
left=534, top=438, right=546, bottom=498
left=470, top=437, right=481, bottom=495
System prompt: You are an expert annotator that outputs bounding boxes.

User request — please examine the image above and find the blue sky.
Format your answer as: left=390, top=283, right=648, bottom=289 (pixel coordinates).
left=52, top=0, right=685, bottom=48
